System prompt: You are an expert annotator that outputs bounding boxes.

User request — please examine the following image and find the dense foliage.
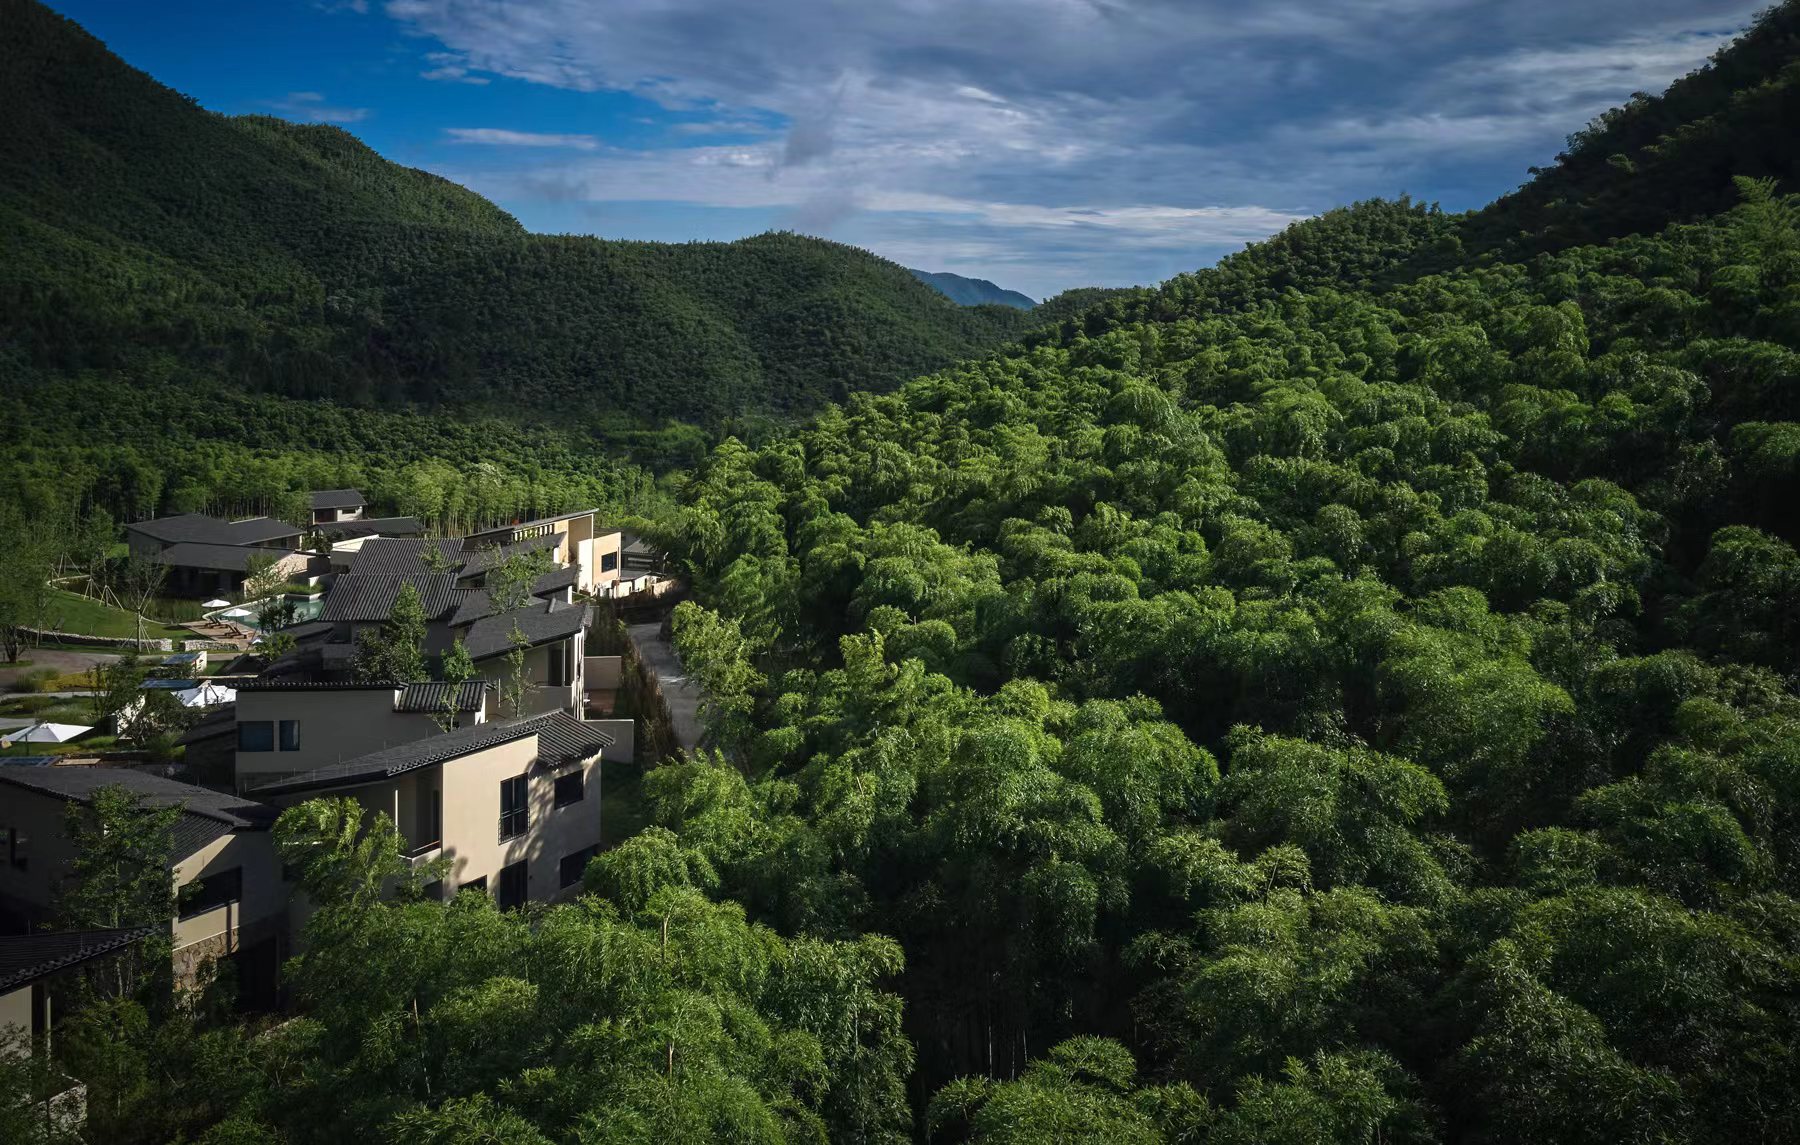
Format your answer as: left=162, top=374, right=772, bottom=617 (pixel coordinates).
left=8, top=2, right=1800, bottom=1142
left=0, top=0, right=1032, bottom=431
left=634, top=11, right=1800, bottom=1137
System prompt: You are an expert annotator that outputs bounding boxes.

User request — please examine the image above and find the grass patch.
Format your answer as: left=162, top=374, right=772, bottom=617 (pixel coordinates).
left=0, top=695, right=96, bottom=723
left=42, top=589, right=190, bottom=640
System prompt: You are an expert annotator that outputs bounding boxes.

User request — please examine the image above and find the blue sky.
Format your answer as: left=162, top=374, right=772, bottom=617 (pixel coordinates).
left=48, top=0, right=1765, bottom=299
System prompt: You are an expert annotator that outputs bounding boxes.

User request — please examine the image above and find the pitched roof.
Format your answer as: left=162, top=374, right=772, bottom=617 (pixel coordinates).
left=316, top=516, right=424, bottom=541
left=461, top=599, right=589, bottom=661
left=248, top=709, right=612, bottom=797
left=155, top=542, right=299, bottom=573
left=396, top=680, right=490, bottom=714
left=0, top=928, right=159, bottom=993
left=459, top=532, right=564, bottom=575
left=347, top=537, right=465, bottom=576
left=0, top=766, right=276, bottom=858
left=447, top=568, right=577, bottom=627
left=320, top=573, right=462, bottom=622
left=309, top=489, right=365, bottom=510
left=127, top=513, right=303, bottom=547
left=464, top=509, right=598, bottom=545
left=177, top=705, right=238, bottom=745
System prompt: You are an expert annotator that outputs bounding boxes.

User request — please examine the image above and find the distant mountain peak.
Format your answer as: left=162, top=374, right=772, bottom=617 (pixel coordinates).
left=909, top=269, right=1037, bottom=310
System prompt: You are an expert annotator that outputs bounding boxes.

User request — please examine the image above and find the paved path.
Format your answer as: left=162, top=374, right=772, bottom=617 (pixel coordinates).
left=626, top=622, right=703, bottom=752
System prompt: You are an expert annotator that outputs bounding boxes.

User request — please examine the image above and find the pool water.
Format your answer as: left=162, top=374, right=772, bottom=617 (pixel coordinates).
left=204, top=595, right=325, bottom=632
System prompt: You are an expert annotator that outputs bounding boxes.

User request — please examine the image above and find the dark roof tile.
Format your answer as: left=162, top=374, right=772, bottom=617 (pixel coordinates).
left=309, top=489, right=366, bottom=510
left=0, top=928, right=159, bottom=993
left=249, top=709, right=611, bottom=797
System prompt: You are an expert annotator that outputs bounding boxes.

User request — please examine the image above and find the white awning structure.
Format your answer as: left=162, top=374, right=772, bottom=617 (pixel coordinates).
left=1, top=722, right=92, bottom=744
left=175, top=683, right=236, bottom=708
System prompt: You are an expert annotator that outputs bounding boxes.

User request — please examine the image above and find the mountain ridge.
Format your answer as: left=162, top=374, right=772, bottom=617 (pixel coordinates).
left=909, top=268, right=1038, bottom=309
left=0, top=0, right=1036, bottom=425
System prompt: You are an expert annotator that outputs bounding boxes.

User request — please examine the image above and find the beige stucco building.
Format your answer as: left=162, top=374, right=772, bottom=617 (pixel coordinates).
left=250, top=710, right=619, bottom=907
left=0, top=768, right=288, bottom=999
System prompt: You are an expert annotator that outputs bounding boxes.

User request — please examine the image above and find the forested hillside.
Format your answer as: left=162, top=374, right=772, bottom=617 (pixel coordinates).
left=632, top=6, right=1800, bottom=1141
left=11, top=2, right=1800, bottom=1144
left=0, top=0, right=1032, bottom=427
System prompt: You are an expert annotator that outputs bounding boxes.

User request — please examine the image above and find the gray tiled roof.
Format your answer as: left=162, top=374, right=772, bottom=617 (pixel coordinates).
left=0, top=928, right=160, bottom=993
left=447, top=567, right=576, bottom=627
left=309, top=489, right=365, bottom=510
left=459, top=532, right=564, bottom=575
left=248, top=709, right=612, bottom=797
left=155, top=542, right=299, bottom=573
left=320, top=573, right=462, bottom=622
left=347, top=538, right=465, bottom=576
left=316, top=516, right=424, bottom=541
left=461, top=599, right=589, bottom=661
left=127, top=513, right=303, bottom=547
left=396, top=680, right=491, bottom=713
left=0, top=766, right=276, bottom=858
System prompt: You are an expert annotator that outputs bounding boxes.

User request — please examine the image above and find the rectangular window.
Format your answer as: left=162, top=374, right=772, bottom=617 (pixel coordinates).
left=548, top=643, right=567, bottom=687
left=180, top=867, right=242, bottom=918
left=460, top=876, right=488, bottom=895
left=600, top=552, right=618, bottom=573
left=498, top=860, right=529, bottom=910
left=237, top=721, right=274, bottom=752
left=2, top=826, right=25, bottom=872
left=559, top=845, right=599, bottom=889
left=499, top=775, right=529, bottom=840
left=278, top=720, right=301, bottom=752
left=553, top=770, right=584, bottom=807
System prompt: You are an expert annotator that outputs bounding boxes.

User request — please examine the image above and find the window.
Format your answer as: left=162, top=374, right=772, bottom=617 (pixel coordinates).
left=2, top=826, right=25, bottom=872
left=237, top=721, right=274, bottom=752
left=548, top=643, right=567, bottom=687
left=498, top=860, right=529, bottom=910
left=553, top=770, right=584, bottom=807
left=499, top=775, right=529, bottom=840
left=600, top=551, right=618, bottom=573
left=180, top=867, right=242, bottom=918
left=559, top=845, right=599, bottom=889
left=278, top=720, right=301, bottom=752
left=459, top=876, right=488, bottom=895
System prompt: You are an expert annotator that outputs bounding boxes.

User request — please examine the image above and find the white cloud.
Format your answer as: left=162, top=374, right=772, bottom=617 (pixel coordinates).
left=380, top=0, right=1762, bottom=293
left=270, top=91, right=369, bottom=124
left=446, top=128, right=600, bottom=150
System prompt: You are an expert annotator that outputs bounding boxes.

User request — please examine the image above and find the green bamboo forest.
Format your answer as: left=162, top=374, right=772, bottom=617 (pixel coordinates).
left=5, top=0, right=1800, bottom=1141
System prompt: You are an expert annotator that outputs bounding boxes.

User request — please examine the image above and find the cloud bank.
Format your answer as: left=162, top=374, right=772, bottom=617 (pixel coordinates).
left=379, top=0, right=1761, bottom=296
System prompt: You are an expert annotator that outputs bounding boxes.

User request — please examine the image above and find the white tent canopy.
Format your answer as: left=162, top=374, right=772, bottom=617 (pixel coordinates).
left=175, top=683, right=236, bottom=708
left=2, top=722, right=92, bottom=744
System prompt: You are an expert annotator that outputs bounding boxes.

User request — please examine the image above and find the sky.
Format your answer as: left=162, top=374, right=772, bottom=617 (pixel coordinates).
left=48, top=0, right=1767, bottom=300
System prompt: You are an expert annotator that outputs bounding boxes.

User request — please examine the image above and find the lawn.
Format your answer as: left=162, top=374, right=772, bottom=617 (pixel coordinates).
left=42, top=589, right=190, bottom=640
left=0, top=694, right=97, bottom=723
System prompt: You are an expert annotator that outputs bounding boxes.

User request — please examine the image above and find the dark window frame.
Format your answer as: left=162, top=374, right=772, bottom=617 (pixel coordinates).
left=278, top=719, right=301, bottom=752
left=554, top=770, right=584, bottom=808
left=499, top=775, right=529, bottom=840
left=497, top=859, right=529, bottom=910
left=460, top=876, right=488, bottom=895
left=237, top=721, right=274, bottom=752
left=600, top=552, right=618, bottom=573
left=179, top=866, right=242, bottom=919
left=559, top=845, right=599, bottom=889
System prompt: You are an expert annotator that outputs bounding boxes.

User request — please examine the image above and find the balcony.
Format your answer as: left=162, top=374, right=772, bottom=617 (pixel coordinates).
left=405, top=836, right=442, bottom=862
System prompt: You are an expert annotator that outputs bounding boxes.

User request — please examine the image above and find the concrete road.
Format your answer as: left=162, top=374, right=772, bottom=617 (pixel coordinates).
left=626, top=622, right=703, bottom=752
